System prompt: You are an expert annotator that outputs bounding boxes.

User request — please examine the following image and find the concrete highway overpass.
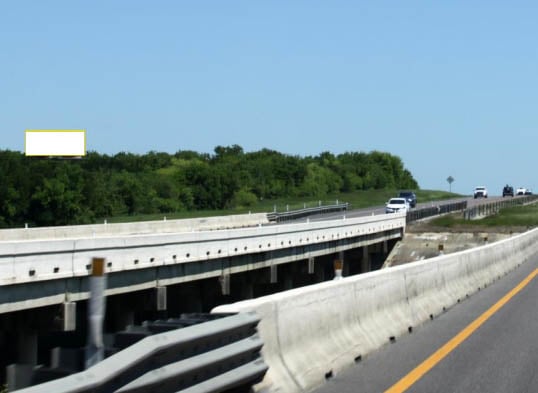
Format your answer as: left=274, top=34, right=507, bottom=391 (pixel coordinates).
left=0, top=210, right=405, bottom=386
left=2, top=195, right=535, bottom=390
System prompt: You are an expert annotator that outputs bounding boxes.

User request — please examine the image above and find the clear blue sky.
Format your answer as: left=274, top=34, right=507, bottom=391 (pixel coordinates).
left=1, top=1, right=537, bottom=195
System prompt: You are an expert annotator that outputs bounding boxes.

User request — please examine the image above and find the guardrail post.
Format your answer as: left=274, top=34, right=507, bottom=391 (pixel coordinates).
left=85, top=257, right=107, bottom=369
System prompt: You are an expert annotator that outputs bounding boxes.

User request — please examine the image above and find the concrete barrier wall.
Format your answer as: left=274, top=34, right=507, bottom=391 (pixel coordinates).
left=0, top=214, right=405, bottom=286
left=0, top=213, right=270, bottom=241
left=211, top=228, right=538, bottom=393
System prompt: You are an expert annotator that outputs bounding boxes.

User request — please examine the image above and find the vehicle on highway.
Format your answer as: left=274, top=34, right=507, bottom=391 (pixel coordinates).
left=398, top=191, right=417, bottom=208
left=502, top=185, right=514, bottom=197
left=473, top=186, right=488, bottom=199
left=385, top=197, right=410, bottom=214
left=516, top=187, right=527, bottom=195
left=525, top=189, right=533, bottom=195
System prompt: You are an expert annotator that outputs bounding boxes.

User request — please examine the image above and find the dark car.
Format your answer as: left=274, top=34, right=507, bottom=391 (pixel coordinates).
left=502, top=185, right=514, bottom=197
left=398, top=191, right=417, bottom=208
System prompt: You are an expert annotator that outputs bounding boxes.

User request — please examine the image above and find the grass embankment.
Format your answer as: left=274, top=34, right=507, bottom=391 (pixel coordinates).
left=105, top=189, right=461, bottom=223
left=426, top=203, right=538, bottom=231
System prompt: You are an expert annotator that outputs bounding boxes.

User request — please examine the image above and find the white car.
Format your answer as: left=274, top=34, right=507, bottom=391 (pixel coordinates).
left=516, top=187, right=526, bottom=196
left=385, top=198, right=410, bottom=214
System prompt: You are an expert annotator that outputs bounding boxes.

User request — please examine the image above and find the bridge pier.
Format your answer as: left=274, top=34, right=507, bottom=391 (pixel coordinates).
left=155, top=286, right=167, bottom=311
left=62, top=301, right=76, bottom=332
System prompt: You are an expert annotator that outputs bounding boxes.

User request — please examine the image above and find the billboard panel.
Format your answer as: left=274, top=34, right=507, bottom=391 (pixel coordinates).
left=25, top=130, right=86, bottom=156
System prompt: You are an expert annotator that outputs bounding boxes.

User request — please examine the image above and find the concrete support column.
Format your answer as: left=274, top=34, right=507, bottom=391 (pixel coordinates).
left=155, top=286, right=167, bottom=311
left=270, top=265, right=278, bottom=284
left=62, top=301, right=76, bottom=331
left=308, top=257, right=315, bottom=274
left=220, top=273, right=231, bottom=295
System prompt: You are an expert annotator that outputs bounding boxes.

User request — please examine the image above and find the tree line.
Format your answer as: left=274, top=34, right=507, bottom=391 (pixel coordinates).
left=0, top=146, right=418, bottom=227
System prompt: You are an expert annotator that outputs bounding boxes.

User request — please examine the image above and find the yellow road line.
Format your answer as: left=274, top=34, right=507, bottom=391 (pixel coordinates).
left=385, top=268, right=538, bottom=393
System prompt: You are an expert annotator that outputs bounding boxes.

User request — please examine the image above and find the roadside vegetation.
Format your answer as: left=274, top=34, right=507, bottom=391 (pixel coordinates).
left=0, top=146, right=423, bottom=227
left=0, top=146, right=465, bottom=227
left=427, top=203, right=538, bottom=230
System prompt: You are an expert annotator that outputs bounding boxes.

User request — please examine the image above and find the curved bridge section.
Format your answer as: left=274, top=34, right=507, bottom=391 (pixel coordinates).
left=0, top=213, right=405, bottom=314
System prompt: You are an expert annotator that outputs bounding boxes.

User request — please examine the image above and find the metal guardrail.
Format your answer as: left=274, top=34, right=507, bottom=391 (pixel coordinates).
left=406, top=201, right=468, bottom=223
left=267, top=203, right=349, bottom=222
left=11, top=312, right=267, bottom=393
left=463, top=195, right=538, bottom=220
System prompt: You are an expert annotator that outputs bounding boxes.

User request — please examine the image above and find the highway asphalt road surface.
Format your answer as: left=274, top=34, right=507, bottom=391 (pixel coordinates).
left=287, top=195, right=512, bottom=224
left=312, top=254, right=538, bottom=393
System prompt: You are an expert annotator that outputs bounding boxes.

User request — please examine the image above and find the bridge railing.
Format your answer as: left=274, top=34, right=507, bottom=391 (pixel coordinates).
left=11, top=312, right=267, bottom=393
left=463, top=195, right=538, bottom=220
left=406, top=200, right=468, bottom=223
left=267, top=203, right=349, bottom=222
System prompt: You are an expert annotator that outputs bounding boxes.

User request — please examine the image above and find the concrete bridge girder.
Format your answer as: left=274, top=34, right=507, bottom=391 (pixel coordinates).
left=0, top=228, right=402, bottom=315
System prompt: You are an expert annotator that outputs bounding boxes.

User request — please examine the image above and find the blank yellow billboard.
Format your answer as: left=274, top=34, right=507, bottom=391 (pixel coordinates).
left=25, top=130, right=86, bottom=156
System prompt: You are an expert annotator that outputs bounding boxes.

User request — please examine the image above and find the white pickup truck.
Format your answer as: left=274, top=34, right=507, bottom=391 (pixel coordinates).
left=473, top=186, right=488, bottom=199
